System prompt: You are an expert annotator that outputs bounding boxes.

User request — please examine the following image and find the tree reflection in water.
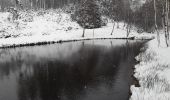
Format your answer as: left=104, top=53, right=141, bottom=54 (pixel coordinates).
left=0, top=40, right=147, bottom=100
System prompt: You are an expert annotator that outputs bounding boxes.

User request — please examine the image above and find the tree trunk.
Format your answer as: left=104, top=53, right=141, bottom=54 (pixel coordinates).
left=40, top=0, right=42, bottom=9
left=53, top=0, right=54, bottom=8
left=117, top=22, right=119, bottom=29
left=162, top=5, right=168, bottom=46
left=154, top=0, right=160, bottom=46
left=126, top=24, right=131, bottom=37
left=36, top=0, right=39, bottom=10
left=82, top=28, right=85, bottom=37
left=126, top=11, right=131, bottom=38
left=123, top=21, right=126, bottom=29
left=44, top=0, right=46, bottom=10
left=93, top=29, right=95, bottom=37
left=111, top=20, right=115, bottom=35
left=164, top=0, right=170, bottom=47
left=166, top=0, right=169, bottom=40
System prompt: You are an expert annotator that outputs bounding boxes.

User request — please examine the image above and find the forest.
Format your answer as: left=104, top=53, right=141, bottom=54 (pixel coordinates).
left=0, top=0, right=170, bottom=44
left=0, top=0, right=169, bottom=31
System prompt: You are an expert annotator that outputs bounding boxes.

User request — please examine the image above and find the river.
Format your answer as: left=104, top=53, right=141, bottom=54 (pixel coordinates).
left=0, top=39, right=147, bottom=100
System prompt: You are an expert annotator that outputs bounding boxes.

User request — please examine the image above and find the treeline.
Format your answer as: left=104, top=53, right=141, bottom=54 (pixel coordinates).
left=0, top=0, right=81, bottom=10
left=99, top=0, right=170, bottom=33
left=0, top=0, right=170, bottom=34
left=22, top=0, right=80, bottom=9
left=71, top=0, right=170, bottom=40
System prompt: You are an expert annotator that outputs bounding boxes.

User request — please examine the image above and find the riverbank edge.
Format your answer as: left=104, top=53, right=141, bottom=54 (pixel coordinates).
left=130, top=35, right=170, bottom=100
left=0, top=36, right=153, bottom=49
left=129, top=39, right=150, bottom=99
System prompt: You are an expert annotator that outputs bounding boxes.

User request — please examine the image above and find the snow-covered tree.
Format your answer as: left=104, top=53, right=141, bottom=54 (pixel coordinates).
left=73, top=0, right=102, bottom=37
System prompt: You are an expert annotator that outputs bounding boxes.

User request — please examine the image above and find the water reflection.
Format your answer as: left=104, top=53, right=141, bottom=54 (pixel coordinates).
left=0, top=39, right=146, bottom=100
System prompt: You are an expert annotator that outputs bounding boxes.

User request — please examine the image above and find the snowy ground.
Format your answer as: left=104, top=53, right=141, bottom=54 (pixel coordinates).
left=0, top=10, right=154, bottom=48
left=130, top=34, right=170, bottom=100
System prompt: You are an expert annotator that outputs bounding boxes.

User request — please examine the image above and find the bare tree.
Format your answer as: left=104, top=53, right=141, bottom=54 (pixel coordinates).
left=154, top=0, right=160, bottom=46
left=164, top=0, right=170, bottom=46
left=165, top=0, right=169, bottom=39
left=126, top=10, right=132, bottom=38
left=162, top=0, right=170, bottom=47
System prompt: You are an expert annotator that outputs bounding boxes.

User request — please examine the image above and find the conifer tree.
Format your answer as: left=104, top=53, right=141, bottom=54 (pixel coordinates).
left=73, top=0, right=102, bottom=37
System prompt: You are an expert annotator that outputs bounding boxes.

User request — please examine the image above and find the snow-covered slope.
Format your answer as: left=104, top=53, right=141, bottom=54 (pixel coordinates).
left=0, top=10, right=154, bottom=48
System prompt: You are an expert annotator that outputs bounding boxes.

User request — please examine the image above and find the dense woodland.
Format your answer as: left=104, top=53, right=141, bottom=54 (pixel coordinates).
left=0, top=0, right=170, bottom=44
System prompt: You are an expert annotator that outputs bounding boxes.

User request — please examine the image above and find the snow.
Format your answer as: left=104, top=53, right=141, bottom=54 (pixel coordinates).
left=1, top=9, right=170, bottom=100
left=0, top=10, right=154, bottom=48
left=130, top=34, right=170, bottom=100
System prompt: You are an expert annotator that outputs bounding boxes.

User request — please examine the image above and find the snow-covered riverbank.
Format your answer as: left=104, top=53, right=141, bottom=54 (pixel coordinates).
left=130, top=34, right=170, bottom=100
left=0, top=11, right=154, bottom=48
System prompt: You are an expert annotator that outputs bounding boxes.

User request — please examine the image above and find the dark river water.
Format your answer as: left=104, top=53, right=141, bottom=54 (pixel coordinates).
left=0, top=39, right=147, bottom=100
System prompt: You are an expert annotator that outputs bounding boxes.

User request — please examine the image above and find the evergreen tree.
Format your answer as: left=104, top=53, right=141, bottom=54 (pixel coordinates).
left=73, top=0, right=102, bottom=37
left=75, top=0, right=102, bottom=29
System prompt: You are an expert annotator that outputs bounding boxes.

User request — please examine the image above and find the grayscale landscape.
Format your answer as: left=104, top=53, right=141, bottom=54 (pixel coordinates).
left=0, top=0, right=170, bottom=100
